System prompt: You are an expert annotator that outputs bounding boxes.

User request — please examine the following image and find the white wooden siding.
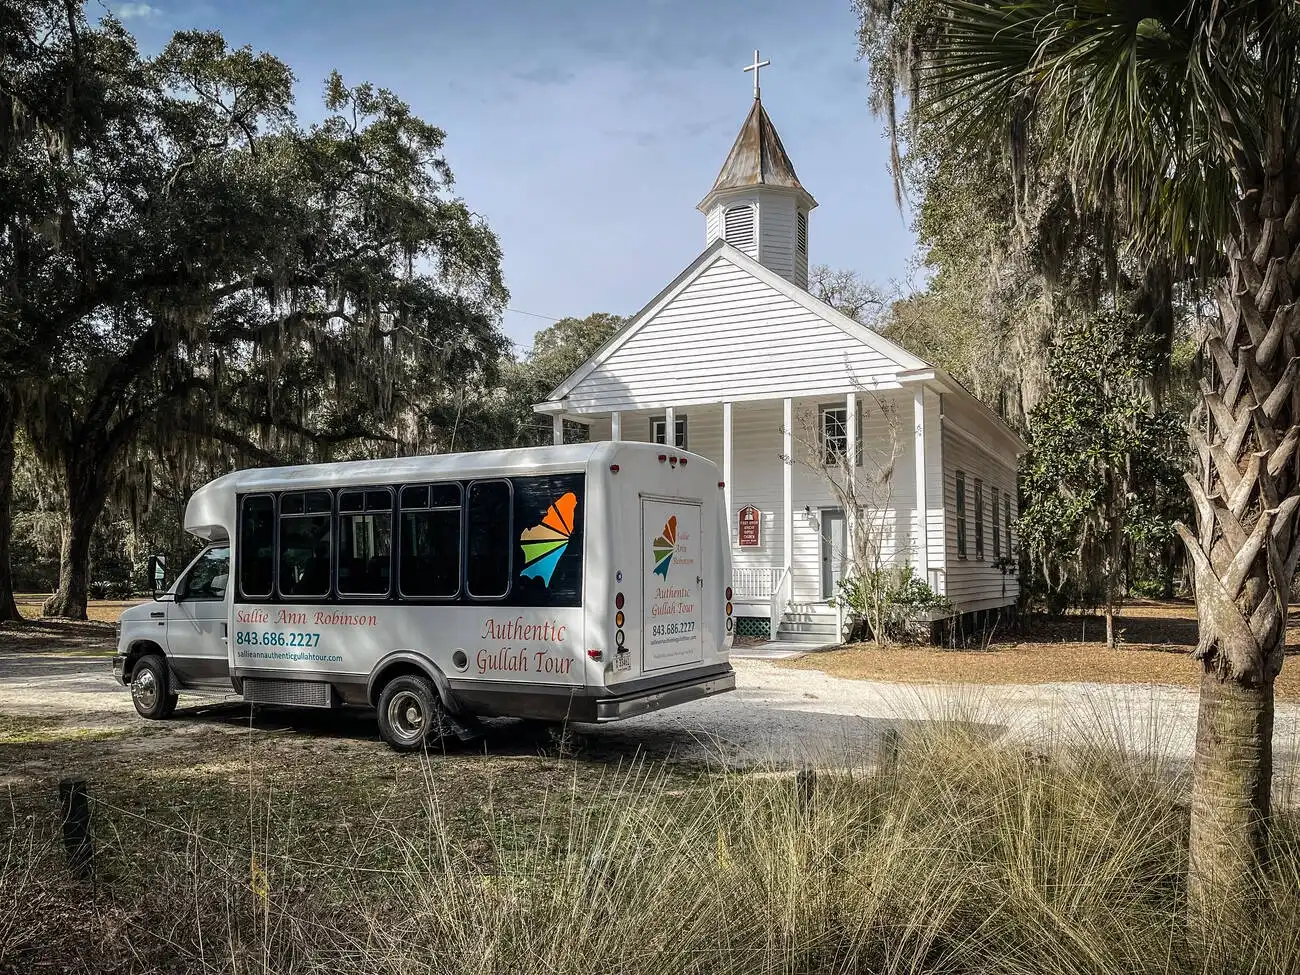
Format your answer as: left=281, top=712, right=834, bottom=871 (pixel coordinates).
left=757, top=192, right=797, bottom=285
left=564, top=254, right=909, bottom=413
left=940, top=421, right=1019, bottom=612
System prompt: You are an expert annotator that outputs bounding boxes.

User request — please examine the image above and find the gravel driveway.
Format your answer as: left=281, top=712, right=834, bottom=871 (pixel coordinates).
left=5, top=650, right=1300, bottom=781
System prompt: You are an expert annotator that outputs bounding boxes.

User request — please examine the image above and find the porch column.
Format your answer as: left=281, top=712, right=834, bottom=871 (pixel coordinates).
left=782, top=397, right=793, bottom=572
left=913, top=388, right=930, bottom=580
left=845, top=391, right=857, bottom=563
left=552, top=414, right=564, bottom=446
left=722, top=401, right=733, bottom=529
left=664, top=405, right=675, bottom=446
left=610, top=411, right=621, bottom=441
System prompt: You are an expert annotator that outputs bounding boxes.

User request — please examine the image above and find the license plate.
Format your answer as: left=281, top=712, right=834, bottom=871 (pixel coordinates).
left=615, top=652, right=632, bottom=672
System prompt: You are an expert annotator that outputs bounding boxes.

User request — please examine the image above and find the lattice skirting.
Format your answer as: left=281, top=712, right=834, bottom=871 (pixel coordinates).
left=734, top=617, right=771, bottom=639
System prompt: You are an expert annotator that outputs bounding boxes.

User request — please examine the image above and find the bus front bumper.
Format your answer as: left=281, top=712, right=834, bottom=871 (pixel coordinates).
left=594, top=668, right=736, bottom=722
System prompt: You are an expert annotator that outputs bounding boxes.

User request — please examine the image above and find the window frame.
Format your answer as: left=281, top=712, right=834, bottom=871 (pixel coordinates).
left=974, top=478, right=985, bottom=561
left=237, top=493, right=276, bottom=600
left=335, top=486, right=396, bottom=599
left=276, top=489, right=335, bottom=601
left=650, top=415, right=688, bottom=450
left=955, top=471, right=967, bottom=560
left=992, top=488, right=1001, bottom=559
left=178, top=544, right=231, bottom=602
left=818, top=404, right=863, bottom=466
left=1005, top=494, right=1013, bottom=559
left=464, top=478, right=514, bottom=601
left=397, top=481, right=463, bottom=601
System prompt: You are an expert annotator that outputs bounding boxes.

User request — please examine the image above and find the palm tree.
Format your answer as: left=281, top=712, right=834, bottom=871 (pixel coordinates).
left=857, top=0, right=1300, bottom=923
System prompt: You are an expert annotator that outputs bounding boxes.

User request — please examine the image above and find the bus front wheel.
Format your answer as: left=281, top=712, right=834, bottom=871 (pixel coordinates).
left=131, top=655, right=178, bottom=720
left=376, top=674, right=449, bottom=752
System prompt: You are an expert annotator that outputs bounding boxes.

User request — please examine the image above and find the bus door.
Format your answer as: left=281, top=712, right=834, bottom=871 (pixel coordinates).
left=166, top=544, right=232, bottom=686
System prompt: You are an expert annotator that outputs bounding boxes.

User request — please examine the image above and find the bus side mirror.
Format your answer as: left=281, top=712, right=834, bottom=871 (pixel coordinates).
left=147, top=555, right=168, bottom=599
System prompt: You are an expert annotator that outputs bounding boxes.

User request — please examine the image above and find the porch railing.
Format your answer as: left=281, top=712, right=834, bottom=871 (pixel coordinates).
left=768, top=566, right=792, bottom=633
left=733, top=566, right=782, bottom=601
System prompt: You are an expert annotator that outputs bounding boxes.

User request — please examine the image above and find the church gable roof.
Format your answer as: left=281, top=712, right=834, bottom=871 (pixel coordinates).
left=708, top=99, right=811, bottom=198
left=540, top=239, right=932, bottom=413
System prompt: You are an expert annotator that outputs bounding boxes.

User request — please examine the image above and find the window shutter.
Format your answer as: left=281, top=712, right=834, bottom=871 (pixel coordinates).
left=797, top=211, right=807, bottom=255
left=724, top=205, right=755, bottom=250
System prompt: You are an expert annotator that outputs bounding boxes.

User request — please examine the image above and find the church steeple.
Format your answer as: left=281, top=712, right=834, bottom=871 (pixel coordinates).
left=698, top=51, right=816, bottom=289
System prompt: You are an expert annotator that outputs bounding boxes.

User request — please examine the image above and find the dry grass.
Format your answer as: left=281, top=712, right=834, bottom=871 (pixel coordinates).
left=4, top=716, right=1300, bottom=973
left=783, top=600, right=1300, bottom=699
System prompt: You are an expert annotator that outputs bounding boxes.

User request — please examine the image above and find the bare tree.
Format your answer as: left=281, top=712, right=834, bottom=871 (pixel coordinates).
left=782, top=392, right=923, bottom=644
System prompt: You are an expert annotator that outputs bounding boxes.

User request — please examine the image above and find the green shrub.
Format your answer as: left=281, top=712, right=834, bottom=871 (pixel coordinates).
left=831, top=564, right=950, bottom=643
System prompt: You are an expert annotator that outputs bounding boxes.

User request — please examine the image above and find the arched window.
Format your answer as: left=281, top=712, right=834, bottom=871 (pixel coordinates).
left=723, top=204, right=756, bottom=250
left=797, top=211, right=807, bottom=255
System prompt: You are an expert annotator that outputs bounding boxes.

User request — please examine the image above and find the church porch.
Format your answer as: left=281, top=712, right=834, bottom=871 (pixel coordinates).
left=537, top=387, right=942, bottom=639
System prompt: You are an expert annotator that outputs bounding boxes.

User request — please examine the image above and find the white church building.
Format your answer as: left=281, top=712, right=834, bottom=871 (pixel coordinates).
left=535, top=58, right=1023, bottom=643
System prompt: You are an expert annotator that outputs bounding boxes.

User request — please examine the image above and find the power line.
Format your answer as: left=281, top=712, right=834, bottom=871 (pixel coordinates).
left=506, top=307, right=562, bottom=322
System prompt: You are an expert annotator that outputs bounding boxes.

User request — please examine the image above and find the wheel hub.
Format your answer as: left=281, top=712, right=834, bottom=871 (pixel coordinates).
left=132, top=670, right=158, bottom=710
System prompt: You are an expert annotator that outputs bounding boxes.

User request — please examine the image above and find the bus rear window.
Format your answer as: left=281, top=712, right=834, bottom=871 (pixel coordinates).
left=512, top=473, right=584, bottom=607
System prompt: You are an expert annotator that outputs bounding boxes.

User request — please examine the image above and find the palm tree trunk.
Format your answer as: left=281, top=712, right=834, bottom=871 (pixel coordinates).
left=0, top=389, right=21, bottom=623
left=1180, top=160, right=1300, bottom=923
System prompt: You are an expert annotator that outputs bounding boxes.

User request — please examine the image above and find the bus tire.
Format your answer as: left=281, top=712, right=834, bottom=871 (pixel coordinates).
left=376, top=674, right=448, bottom=752
left=131, top=655, right=178, bottom=720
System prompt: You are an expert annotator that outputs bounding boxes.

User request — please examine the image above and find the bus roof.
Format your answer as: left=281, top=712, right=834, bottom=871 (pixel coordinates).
left=198, top=443, right=617, bottom=496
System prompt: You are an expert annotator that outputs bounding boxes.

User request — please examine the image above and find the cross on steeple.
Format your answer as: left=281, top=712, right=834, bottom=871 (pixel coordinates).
left=743, top=49, right=770, bottom=101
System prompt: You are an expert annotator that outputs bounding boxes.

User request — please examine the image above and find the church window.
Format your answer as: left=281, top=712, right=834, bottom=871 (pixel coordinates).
left=723, top=204, right=755, bottom=250
left=651, top=415, right=688, bottom=449
left=797, top=211, right=807, bottom=255
left=819, top=405, right=862, bottom=466
left=955, top=472, right=967, bottom=560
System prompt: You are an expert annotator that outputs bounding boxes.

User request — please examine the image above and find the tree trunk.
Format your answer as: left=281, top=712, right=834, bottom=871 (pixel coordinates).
left=0, top=389, right=21, bottom=623
left=42, top=456, right=107, bottom=621
left=1188, top=671, right=1272, bottom=922
left=1180, top=157, right=1300, bottom=924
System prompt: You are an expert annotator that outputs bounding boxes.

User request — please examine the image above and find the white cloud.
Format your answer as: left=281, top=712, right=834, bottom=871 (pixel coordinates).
left=116, top=2, right=160, bottom=21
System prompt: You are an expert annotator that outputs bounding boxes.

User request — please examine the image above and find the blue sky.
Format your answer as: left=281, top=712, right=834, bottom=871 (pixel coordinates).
left=107, top=0, right=917, bottom=351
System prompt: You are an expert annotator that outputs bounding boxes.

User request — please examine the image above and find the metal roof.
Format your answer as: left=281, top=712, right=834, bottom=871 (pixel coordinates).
left=705, top=98, right=812, bottom=200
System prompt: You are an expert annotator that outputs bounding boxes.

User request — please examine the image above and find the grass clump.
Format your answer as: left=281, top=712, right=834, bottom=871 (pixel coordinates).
left=4, top=723, right=1300, bottom=973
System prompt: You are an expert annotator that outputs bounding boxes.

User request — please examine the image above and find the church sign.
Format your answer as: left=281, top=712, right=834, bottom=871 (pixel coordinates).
left=738, top=505, right=762, bottom=547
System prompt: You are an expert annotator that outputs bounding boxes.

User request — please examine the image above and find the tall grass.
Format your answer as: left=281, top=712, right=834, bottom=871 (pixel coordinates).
left=5, top=719, right=1300, bottom=974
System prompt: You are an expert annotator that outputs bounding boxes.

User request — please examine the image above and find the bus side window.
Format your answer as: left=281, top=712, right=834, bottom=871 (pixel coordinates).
left=239, top=495, right=275, bottom=599
left=279, top=490, right=333, bottom=599
left=338, top=488, right=393, bottom=597
left=399, top=483, right=461, bottom=598
left=466, top=480, right=511, bottom=599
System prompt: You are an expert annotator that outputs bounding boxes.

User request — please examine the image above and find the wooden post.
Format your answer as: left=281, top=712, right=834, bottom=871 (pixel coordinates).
left=664, top=406, right=675, bottom=447
left=782, top=397, right=793, bottom=576
left=796, top=766, right=817, bottom=814
left=59, top=778, right=93, bottom=880
left=914, top=388, right=930, bottom=583
left=610, top=411, right=622, bottom=441
left=879, top=727, right=900, bottom=773
left=722, top=401, right=733, bottom=531
left=552, top=414, right=564, bottom=446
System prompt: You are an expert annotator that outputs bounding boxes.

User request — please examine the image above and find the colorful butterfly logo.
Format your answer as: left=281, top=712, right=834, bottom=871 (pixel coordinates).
left=652, top=515, right=677, bottom=580
left=519, top=492, right=577, bottom=587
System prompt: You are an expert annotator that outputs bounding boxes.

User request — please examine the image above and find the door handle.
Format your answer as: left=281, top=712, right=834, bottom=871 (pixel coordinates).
left=150, top=611, right=164, bottom=619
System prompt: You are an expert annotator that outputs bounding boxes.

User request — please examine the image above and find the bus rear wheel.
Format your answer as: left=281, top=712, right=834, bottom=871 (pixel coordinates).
left=376, top=674, right=449, bottom=752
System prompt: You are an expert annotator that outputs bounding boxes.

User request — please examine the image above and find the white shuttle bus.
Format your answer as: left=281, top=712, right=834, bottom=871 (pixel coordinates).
left=113, top=443, right=735, bottom=751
